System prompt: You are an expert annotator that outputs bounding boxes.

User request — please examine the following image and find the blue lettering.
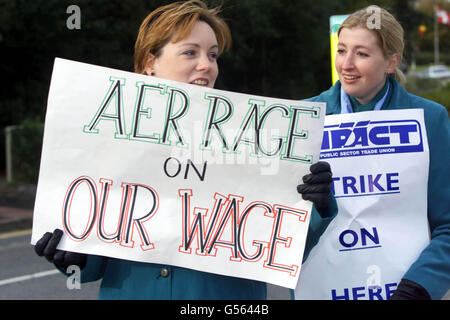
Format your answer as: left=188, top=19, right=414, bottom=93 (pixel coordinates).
left=359, top=175, right=366, bottom=193
left=339, top=230, right=358, bottom=248
left=352, top=286, right=366, bottom=300
left=368, top=125, right=390, bottom=145
left=385, top=282, right=398, bottom=299
left=368, top=286, right=384, bottom=300
left=347, top=127, right=369, bottom=147
left=331, top=129, right=352, bottom=148
left=389, top=124, right=417, bottom=143
left=386, top=172, right=400, bottom=191
left=323, top=121, right=421, bottom=154
left=368, top=174, right=385, bottom=192
left=331, top=288, right=350, bottom=300
left=321, top=131, right=330, bottom=150
left=333, top=172, right=400, bottom=197
left=339, top=227, right=381, bottom=251
left=342, top=176, right=357, bottom=194
left=340, top=122, right=355, bottom=128
left=361, top=227, right=379, bottom=246
left=331, top=283, right=398, bottom=300
left=356, top=120, right=370, bottom=127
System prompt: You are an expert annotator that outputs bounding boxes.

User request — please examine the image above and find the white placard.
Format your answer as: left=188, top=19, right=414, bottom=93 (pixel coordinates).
left=31, top=58, right=326, bottom=289
left=295, top=109, right=430, bottom=299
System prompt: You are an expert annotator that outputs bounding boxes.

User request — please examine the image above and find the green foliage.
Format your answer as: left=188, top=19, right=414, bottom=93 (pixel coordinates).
left=414, top=52, right=450, bottom=66
left=3, top=0, right=442, bottom=182
left=10, top=118, right=44, bottom=183
left=0, top=0, right=354, bottom=126
left=0, top=0, right=353, bottom=179
left=405, top=76, right=445, bottom=93
left=420, top=84, right=450, bottom=112
left=405, top=76, right=450, bottom=114
left=216, top=0, right=350, bottom=99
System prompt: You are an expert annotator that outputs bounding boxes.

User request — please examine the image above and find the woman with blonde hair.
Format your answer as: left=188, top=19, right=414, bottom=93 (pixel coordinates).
left=295, top=6, right=449, bottom=300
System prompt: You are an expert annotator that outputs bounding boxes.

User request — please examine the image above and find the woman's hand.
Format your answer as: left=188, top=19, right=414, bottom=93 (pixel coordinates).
left=34, top=229, right=87, bottom=270
left=297, top=161, right=333, bottom=212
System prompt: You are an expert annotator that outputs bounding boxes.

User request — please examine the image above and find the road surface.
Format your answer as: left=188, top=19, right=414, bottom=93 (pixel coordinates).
left=0, top=229, right=290, bottom=299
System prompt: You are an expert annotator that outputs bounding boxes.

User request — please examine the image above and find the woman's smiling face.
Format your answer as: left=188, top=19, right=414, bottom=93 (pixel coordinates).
left=145, top=20, right=219, bottom=88
left=336, top=27, right=398, bottom=104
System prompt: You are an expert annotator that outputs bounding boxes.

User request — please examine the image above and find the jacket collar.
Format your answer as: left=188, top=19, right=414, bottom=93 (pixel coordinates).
left=325, top=77, right=410, bottom=113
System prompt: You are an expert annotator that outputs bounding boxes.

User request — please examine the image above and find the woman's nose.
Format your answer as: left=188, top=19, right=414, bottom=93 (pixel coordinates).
left=341, top=53, right=355, bottom=70
left=196, top=53, right=212, bottom=71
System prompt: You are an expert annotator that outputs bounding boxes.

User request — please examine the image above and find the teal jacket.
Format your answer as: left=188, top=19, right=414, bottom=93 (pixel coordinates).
left=72, top=176, right=337, bottom=298
left=75, top=204, right=336, bottom=300
left=308, top=77, right=450, bottom=300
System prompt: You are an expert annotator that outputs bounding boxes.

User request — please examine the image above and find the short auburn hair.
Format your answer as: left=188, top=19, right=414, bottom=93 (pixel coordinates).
left=134, top=0, right=232, bottom=74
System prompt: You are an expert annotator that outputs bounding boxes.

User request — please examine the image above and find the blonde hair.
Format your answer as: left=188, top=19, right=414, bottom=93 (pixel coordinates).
left=134, top=0, right=232, bottom=74
left=338, top=5, right=406, bottom=85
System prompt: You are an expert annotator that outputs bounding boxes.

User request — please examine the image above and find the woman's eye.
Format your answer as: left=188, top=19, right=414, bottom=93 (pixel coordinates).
left=337, top=49, right=345, bottom=54
left=209, top=52, right=218, bottom=60
left=183, top=50, right=196, bottom=56
left=357, top=51, right=369, bottom=57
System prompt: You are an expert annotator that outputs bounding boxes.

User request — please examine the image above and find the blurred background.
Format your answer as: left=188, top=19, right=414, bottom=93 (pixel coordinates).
left=0, top=0, right=449, bottom=201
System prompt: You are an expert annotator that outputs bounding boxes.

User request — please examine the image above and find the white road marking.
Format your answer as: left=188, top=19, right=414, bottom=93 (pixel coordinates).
left=0, top=269, right=59, bottom=287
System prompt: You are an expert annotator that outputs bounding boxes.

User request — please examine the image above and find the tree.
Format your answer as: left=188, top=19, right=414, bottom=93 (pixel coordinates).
left=414, top=0, right=450, bottom=64
left=216, top=0, right=350, bottom=99
left=3, top=0, right=408, bottom=177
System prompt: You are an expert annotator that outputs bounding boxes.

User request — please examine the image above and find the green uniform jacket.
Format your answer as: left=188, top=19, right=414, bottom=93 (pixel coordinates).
left=75, top=201, right=336, bottom=300
left=73, top=165, right=337, bottom=298
left=308, top=77, right=450, bottom=299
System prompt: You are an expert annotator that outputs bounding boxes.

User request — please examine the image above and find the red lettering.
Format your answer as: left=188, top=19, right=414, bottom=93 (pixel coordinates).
left=62, top=176, right=159, bottom=250
left=264, top=205, right=308, bottom=276
left=178, top=190, right=306, bottom=272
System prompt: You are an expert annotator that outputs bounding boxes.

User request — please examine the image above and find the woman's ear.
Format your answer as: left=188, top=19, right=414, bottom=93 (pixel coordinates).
left=387, top=53, right=400, bottom=74
left=144, top=53, right=156, bottom=76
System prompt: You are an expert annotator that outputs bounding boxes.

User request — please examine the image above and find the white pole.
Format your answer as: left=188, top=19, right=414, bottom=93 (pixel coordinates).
left=434, top=5, right=440, bottom=65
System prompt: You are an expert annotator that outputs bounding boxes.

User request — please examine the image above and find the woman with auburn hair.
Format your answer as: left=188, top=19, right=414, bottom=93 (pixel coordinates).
left=295, top=6, right=449, bottom=300
left=34, top=0, right=337, bottom=300
left=133, top=0, right=231, bottom=76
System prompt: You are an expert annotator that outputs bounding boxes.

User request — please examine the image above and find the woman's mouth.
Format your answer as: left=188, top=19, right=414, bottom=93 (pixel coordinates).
left=190, top=78, right=209, bottom=86
left=342, top=74, right=361, bottom=83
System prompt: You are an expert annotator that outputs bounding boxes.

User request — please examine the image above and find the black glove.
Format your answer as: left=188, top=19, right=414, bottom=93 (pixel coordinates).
left=34, top=229, right=87, bottom=271
left=389, top=279, right=431, bottom=300
left=297, top=161, right=332, bottom=211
